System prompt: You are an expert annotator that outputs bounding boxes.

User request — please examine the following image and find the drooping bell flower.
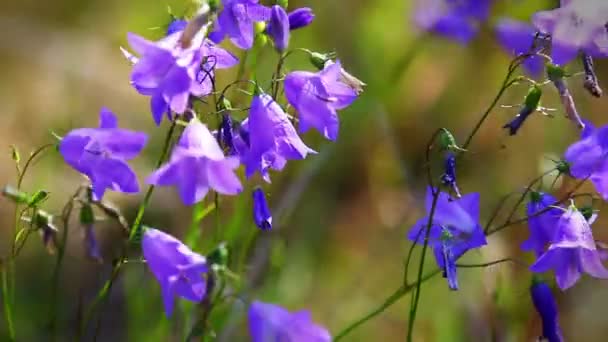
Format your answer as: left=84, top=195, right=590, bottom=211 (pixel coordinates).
left=440, top=152, right=461, bottom=198
left=147, top=119, right=242, bottom=205
left=495, top=18, right=546, bottom=77
left=547, top=64, right=585, bottom=129
left=413, top=0, right=494, bottom=44
left=213, top=0, right=271, bottom=49
left=530, top=280, right=564, bottom=342
left=407, top=189, right=487, bottom=290
left=533, top=1, right=608, bottom=65
left=248, top=301, right=331, bottom=342
left=59, top=108, right=148, bottom=201
left=284, top=61, right=358, bottom=141
left=288, top=8, right=314, bottom=30
left=252, top=188, right=272, bottom=230
left=266, top=5, right=290, bottom=52
left=243, top=93, right=315, bottom=182
left=503, top=85, right=543, bottom=136
left=521, top=192, right=563, bottom=257
left=530, top=206, right=608, bottom=290
left=142, top=228, right=208, bottom=317
left=582, top=54, right=603, bottom=97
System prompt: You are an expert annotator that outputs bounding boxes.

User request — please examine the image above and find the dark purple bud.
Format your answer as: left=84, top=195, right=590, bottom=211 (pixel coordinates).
left=267, top=5, right=290, bottom=52
left=219, top=114, right=236, bottom=155
left=531, top=280, right=563, bottom=342
left=504, top=106, right=535, bottom=136
left=166, top=19, right=188, bottom=36
left=440, top=153, right=461, bottom=198
left=582, top=54, right=603, bottom=98
left=288, top=8, right=315, bottom=30
left=440, top=233, right=458, bottom=291
left=252, top=188, right=272, bottom=231
left=84, top=225, right=103, bottom=263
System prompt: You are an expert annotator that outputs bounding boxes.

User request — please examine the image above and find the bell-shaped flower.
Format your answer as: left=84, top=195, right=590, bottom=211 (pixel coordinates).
left=495, top=18, right=545, bottom=77
left=284, top=61, right=358, bottom=141
left=59, top=108, right=148, bottom=201
left=147, top=119, right=242, bottom=205
left=413, top=0, right=494, bottom=44
left=530, top=206, right=608, bottom=290
left=213, top=0, right=271, bottom=50
left=408, top=189, right=487, bottom=290
left=533, top=1, right=608, bottom=65
left=142, top=228, right=208, bottom=317
left=248, top=301, right=331, bottom=342
left=531, top=280, right=564, bottom=342
left=252, top=188, right=272, bottom=230
left=243, top=93, right=315, bottom=182
left=522, top=192, right=563, bottom=257
left=267, top=5, right=290, bottom=52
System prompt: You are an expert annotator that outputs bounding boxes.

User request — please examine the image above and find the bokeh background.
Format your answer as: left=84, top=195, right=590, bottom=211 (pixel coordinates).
left=2, top=0, right=608, bottom=340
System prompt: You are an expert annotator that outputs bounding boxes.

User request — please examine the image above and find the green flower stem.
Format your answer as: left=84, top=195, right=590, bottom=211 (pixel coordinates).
left=1, top=266, right=15, bottom=341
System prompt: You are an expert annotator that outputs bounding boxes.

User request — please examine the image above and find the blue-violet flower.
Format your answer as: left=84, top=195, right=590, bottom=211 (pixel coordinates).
left=248, top=301, right=331, bottom=342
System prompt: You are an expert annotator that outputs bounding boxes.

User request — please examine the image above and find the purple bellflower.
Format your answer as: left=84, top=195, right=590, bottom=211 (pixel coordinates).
left=59, top=108, right=147, bottom=201
left=288, top=8, right=315, bottom=30
left=564, top=121, right=608, bottom=200
left=530, top=206, right=608, bottom=290
left=213, top=0, right=271, bottom=49
left=284, top=61, right=358, bottom=141
left=252, top=188, right=272, bottom=230
left=533, top=1, right=608, bottom=65
left=267, top=5, right=290, bottom=52
left=243, top=93, right=315, bottom=182
left=495, top=18, right=545, bottom=77
left=521, top=192, right=563, bottom=257
left=142, top=228, right=208, bottom=317
left=531, top=280, right=564, bottom=342
left=414, top=0, right=493, bottom=44
left=408, top=189, right=487, bottom=290
left=248, top=301, right=331, bottom=342
left=147, top=119, right=242, bottom=205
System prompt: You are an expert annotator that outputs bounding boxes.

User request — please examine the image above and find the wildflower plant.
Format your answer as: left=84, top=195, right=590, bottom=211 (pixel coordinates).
left=2, top=0, right=608, bottom=341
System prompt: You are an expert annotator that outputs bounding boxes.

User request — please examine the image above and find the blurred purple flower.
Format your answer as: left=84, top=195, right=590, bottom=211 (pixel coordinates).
left=495, top=18, right=545, bottom=77
left=213, top=0, right=271, bottom=49
left=284, top=61, right=358, bottom=141
left=252, top=188, right=272, bottom=230
left=147, top=119, right=242, bottom=205
left=564, top=121, right=608, bottom=200
left=84, top=225, right=102, bottom=263
left=408, top=189, right=487, bottom=290
left=248, top=301, right=331, bottom=342
left=59, top=108, right=147, bottom=201
left=267, top=5, right=290, bottom=52
left=414, top=0, right=494, bottom=44
left=142, top=228, right=208, bottom=317
left=531, top=280, right=564, bottom=342
left=522, top=192, right=563, bottom=257
left=288, top=7, right=315, bottom=30
left=533, top=1, right=608, bottom=65
left=530, top=206, right=608, bottom=290
left=243, top=94, right=315, bottom=182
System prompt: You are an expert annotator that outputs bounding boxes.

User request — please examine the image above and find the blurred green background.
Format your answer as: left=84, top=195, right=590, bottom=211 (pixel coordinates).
left=2, top=0, right=608, bottom=340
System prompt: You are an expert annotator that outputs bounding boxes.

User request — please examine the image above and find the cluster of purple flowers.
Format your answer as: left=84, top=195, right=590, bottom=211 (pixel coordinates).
left=55, top=0, right=360, bottom=338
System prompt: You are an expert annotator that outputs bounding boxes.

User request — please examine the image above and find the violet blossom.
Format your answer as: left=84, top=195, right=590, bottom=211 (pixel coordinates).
left=521, top=192, right=563, bottom=257
left=288, top=8, right=315, bottom=30
left=252, top=188, right=272, bottom=230
left=213, top=0, right=271, bottom=49
left=531, top=280, right=564, bottom=342
left=248, top=301, right=331, bottom=342
left=495, top=18, right=545, bottom=77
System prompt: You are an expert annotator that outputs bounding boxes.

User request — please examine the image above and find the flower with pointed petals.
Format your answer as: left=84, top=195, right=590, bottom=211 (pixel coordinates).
left=213, top=0, right=271, bottom=49
left=495, top=18, right=545, bottom=77
left=533, top=1, right=608, bottom=65
left=564, top=121, right=608, bottom=200
left=288, top=8, right=314, bottom=30
left=284, top=61, right=358, bottom=141
left=531, top=280, right=564, bottom=342
left=530, top=206, right=608, bottom=290
left=142, top=228, right=208, bottom=317
left=267, top=5, right=290, bottom=52
left=59, top=108, right=147, bottom=201
left=243, top=94, right=315, bottom=182
left=522, top=192, right=563, bottom=257
left=248, top=301, right=331, bottom=342
left=408, top=189, right=487, bottom=290
left=147, top=119, right=242, bottom=205
left=252, top=188, right=272, bottom=230
left=414, top=0, right=494, bottom=44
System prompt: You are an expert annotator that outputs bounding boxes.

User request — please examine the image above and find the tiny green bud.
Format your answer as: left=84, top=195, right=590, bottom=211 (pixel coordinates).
left=220, top=97, right=233, bottom=110
left=2, top=186, right=29, bottom=204
left=254, top=33, right=268, bottom=49
left=524, top=85, right=542, bottom=110
left=556, top=160, right=571, bottom=175
left=580, top=206, right=595, bottom=221
left=254, top=22, right=267, bottom=35
left=529, top=190, right=542, bottom=203
left=27, top=190, right=49, bottom=208
left=10, top=145, right=20, bottom=164
left=546, top=63, right=566, bottom=81
left=207, top=242, right=229, bottom=267
left=310, top=52, right=330, bottom=70
left=79, top=203, right=95, bottom=225
left=438, top=128, right=466, bottom=152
